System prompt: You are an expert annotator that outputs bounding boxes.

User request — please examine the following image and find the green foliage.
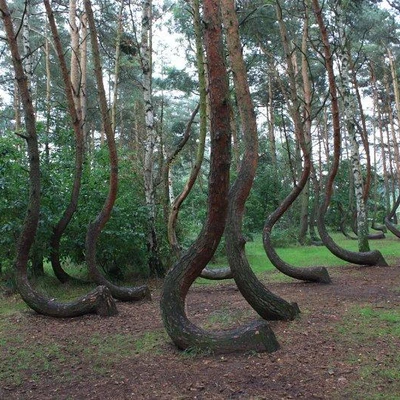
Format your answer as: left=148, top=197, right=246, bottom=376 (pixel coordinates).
left=0, top=129, right=154, bottom=285
left=0, top=316, right=167, bottom=386
left=0, top=133, right=28, bottom=280
left=62, top=148, right=151, bottom=280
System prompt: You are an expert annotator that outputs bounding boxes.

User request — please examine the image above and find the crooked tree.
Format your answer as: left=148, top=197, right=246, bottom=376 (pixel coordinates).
left=312, top=0, right=387, bottom=267
left=83, top=0, right=150, bottom=301
left=1, top=0, right=117, bottom=317
left=160, top=0, right=280, bottom=354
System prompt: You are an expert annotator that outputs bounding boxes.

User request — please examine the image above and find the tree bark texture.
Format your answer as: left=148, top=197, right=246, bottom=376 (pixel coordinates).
left=371, top=63, right=391, bottom=214
left=336, top=4, right=370, bottom=253
left=312, top=0, right=387, bottom=267
left=385, top=194, right=400, bottom=238
left=160, top=0, right=279, bottom=354
left=298, top=2, right=312, bottom=245
left=349, top=52, right=371, bottom=204
left=140, top=0, right=163, bottom=277
left=1, top=0, right=117, bottom=317
left=111, top=0, right=124, bottom=133
left=83, top=0, right=150, bottom=301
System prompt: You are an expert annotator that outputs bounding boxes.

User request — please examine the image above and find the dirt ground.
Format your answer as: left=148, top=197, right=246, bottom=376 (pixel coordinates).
left=1, top=265, right=400, bottom=400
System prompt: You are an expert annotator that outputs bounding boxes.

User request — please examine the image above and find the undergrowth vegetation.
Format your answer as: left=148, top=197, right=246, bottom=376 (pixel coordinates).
left=1, top=233, right=399, bottom=399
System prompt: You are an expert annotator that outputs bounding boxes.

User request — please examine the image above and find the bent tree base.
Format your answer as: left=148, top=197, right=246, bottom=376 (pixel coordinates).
left=318, top=210, right=388, bottom=267
left=200, top=266, right=233, bottom=280
left=264, top=229, right=331, bottom=284
left=161, top=263, right=279, bottom=354
left=17, top=275, right=118, bottom=317
left=160, top=0, right=279, bottom=354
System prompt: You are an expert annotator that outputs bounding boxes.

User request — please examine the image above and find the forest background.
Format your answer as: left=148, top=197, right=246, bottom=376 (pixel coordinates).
left=1, top=0, right=400, bottom=347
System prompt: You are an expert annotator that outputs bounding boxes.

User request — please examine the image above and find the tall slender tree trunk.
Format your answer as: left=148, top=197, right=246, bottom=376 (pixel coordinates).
left=80, top=11, right=89, bottom=152
left=21, top=1, right=44, bottom=277
left=349, top=51, right=371, bottom=203
left=168, top=0, right=207, bottom=259
left=385, top=49, right=400, bottom=233
left=266, top=70, right=279, bottom=209
left=298, top=2, right=312, bottom=245
left=44, top=31, right=51, bottom=163
left=260, top=1, right=330, bottom=284
left=22, top=1, right=33, bottom=93
left=336, top=4, right=369, bottom=252
left=371, top=64, right=391, bottom=215
left=140, top=0, right=163, bottom=276
left=69, top=0, right=80, bottom=111
left=111, top=0, right=125, bottom=133
left=222, top=0, right=303, bottom=316
left=46, top=0, right=85, bottom=284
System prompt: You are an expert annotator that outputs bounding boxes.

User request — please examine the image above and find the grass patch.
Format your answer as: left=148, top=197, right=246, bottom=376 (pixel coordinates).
left=335, top=305, right=400, bottom=399
left=81, top=330, right=167, bottom=374
left=196, top=232, right=400, bottom=286
left=134, top=330, right=168, bottom=354
left=0, top=322, right=167, bottom=386
left=205, top=307, right=253, bottom=329
left=0, top=330, right=64, bottom=386
left=0, top=294, right=28, bottom=315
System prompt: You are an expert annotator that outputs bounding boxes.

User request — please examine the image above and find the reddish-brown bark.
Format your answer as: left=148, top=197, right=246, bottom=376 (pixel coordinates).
left=160, top=0, right=279, bottom=353
left=222, top=0, right=301, bottom=319
left=262, top=1, right=330, bottom=284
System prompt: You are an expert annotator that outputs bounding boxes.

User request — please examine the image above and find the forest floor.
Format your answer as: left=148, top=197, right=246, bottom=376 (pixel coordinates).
left=1, top=264, right=400, bottom=400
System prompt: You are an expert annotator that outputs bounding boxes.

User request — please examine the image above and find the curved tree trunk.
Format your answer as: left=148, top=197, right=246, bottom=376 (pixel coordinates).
left=166, top=103, right=200, bottom=256
left=199, top=267, right=233, bottom=280
left=262, top=1, right=330, bottom=284
left=221, top=0, right=300, bottom=320
left=338, top=202, right=357, bottom=240
left=160, top=0, right=279, bottom=354
left=83, top=0, right=150, bottom=301
left=312, top=0, right=387, bottom=267
left=45, top=0, right=86, bottom=284
left=1, top=0, right=117, bottom=317
left=385, top=194, right=400, bottom=238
